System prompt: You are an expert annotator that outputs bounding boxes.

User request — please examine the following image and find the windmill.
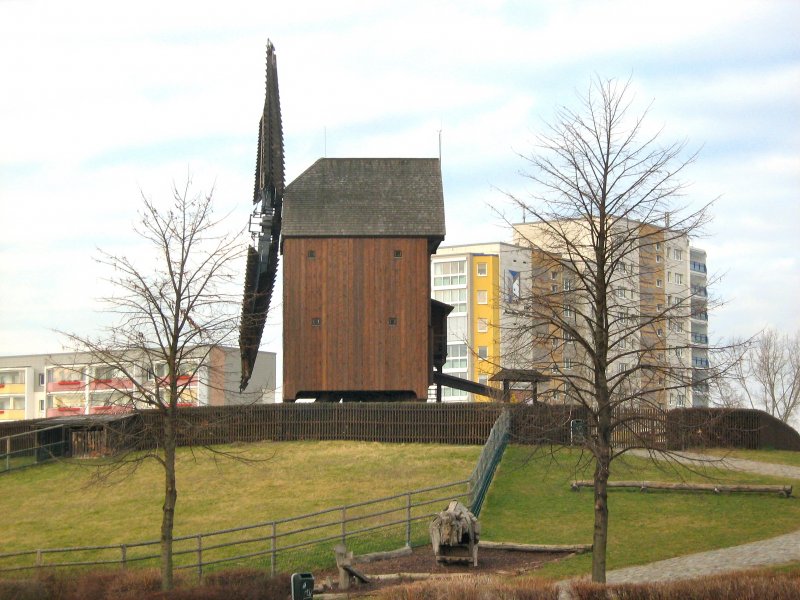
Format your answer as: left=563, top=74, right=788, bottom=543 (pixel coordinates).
left=239, top=41, right=284, bottom=391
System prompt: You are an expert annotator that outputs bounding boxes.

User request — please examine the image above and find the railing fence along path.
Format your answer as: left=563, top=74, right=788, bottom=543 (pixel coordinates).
left=0, top=479, right=471, bottom=576
left=468, top=408, right=511, bottom=516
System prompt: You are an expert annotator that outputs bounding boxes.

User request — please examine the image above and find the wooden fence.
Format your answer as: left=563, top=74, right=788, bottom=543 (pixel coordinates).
left=2, top=404, right=799, bottom=459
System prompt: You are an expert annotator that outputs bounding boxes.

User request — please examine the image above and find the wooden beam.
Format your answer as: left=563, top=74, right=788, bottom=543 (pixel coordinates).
left=479, top=541, right=592, bottom=554
left=571, top=480, right=792, bottom=497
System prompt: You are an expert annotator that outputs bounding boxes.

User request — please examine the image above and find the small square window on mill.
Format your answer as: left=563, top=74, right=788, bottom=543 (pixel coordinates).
left=393, top=250, right=403, bottom=259
left=388, top=317, right=398, bottom=326
left=307, top=250, right=316, bottom=259
left=311, top=317, right=321, bottom=327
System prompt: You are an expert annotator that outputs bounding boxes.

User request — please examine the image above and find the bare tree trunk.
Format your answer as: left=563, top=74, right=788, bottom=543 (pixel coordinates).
left=161, top=417, right=177, bottom=591
left=592, top=405, right=611, bottom=583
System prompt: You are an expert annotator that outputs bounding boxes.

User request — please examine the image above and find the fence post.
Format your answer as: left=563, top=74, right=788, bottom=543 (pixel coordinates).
left=405, top=493, right=412, bottom=547
left=36, top=550, right=42, bottom=569
left=197, top=535, right=203, bottom=579
left=5, top=437, right=9, bottom=472
left=341, top=506, right=347, bottom=545
left=120, top=544, right=127, bottom=569
left=270, top=522, right=276, bottom=576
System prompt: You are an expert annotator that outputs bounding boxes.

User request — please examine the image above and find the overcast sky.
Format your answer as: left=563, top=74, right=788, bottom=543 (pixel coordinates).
left=1, top=1, right=798, bottom=384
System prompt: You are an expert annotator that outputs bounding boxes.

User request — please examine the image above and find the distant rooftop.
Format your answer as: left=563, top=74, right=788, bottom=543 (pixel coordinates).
left=282, top=158, right=445, bottom=240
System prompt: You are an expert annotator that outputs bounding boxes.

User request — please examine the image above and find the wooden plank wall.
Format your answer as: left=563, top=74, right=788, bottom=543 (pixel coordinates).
left=283, top=237, right=431, bottom=400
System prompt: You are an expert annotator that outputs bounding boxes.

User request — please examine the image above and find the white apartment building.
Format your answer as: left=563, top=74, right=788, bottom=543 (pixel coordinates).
left=513, top=219, right=708, bottom=408
left=0, top=346, right=277, bottom=422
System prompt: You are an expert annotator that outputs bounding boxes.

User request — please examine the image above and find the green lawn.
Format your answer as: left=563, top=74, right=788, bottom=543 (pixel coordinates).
left=703, top=448, right=800, bottom=468
left=479, top=445, right=800, bottom=580
left=0, top=440, right=480, bottom=572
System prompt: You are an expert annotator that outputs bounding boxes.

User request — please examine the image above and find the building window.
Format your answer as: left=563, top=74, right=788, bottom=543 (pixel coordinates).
left=656, top=279, right=662, bottom=288
left=307, top=249, right=316, bottom=259
left=444, top=343, right=468, bottom=370
left=477, top=290, right=488, bottom=304
left=619, top=337, right=627, bottom=349
left=674, top=249, right=682, bottom=261
left=478, top=346, right=488, bottom=360
left=393, top=249, right=403, bottom=259
left=656, top=254, right=662, bottom=263
left=478, top=374, right=489, bottom=386
left=675, top=273, right=683, bottom=285
left=551, top=271, right=558, bottom=280
left=667, top=272, right=672, bottom=283
left=433, top=288, right=467, bottom=313
left=311, top=317, right=321, bottom=327
left=388, top=317, right=397, bottom=326
left=617, top=362, right=627, bottom=374
left=563, top=279, right=573, bottom=291
left=477, top=318, right=488, bottom=333
left=551, top=284, right=558, bottom=293
left=616, top=288, right=627, bottom=299
left=674, top=347, right=683, bottom=358
left=477, top=262, right=487, bottom=276
left=564, top=305, right=575, bottom=319
left=433, top=260, right=467, bottom=286
left=656, top=242, right=661, bottom=251
left=38, top=373, right=45, bottom=386
left=657, top=328, right=663, bottom=337
left=564, top=359, right=572, bottom=370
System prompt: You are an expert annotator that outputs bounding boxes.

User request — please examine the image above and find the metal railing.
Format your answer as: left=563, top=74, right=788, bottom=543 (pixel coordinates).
left=468, top=408, right=510, bottom=516
left=0, top=426, right=66, bottom=474
left=0, top=479, right=470, bottom=577
left=0, top=406, right=515, bottom=577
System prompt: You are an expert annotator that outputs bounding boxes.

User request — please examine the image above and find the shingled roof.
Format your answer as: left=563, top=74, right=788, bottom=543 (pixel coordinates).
left=281, top=158, right=445, bottom=239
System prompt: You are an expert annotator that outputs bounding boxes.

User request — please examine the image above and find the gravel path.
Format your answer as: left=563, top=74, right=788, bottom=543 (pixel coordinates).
left=600, top=451, right=800, bottom=584
left=628, top=448, right=800, bottom=480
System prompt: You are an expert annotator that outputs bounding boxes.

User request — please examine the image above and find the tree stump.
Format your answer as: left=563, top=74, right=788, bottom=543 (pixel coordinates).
left=429, top=500, right=480, bottom=567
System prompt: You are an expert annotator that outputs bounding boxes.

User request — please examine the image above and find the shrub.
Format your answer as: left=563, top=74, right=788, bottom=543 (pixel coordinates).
left=377, top=575, right=559, bottom=600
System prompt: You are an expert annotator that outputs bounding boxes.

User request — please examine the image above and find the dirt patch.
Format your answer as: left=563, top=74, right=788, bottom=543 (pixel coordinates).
left=316, top=545, right=569, bottom=595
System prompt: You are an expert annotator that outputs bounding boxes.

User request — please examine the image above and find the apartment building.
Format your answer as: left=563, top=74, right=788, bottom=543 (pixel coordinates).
left=690, top=248, right=710, bottom=405
left=430, top=242, right=532, bottom=402
left=0, top=346, right=277, bottom=422
left=513, top=219, right=708, bottom=409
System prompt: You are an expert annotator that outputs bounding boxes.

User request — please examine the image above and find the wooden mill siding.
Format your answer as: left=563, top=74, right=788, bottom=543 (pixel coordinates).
left=283, top=237, right=432, bottom=401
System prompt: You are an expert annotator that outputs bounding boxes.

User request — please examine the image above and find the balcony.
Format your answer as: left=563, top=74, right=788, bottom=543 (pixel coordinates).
left=0, top=382, right=25, bottom=394
left=47, top=380, right=86, bottom=393
left=691, top=333, right=709, bottom=345
left=0, top=409, right=25, bottom=421
left=692, top=357, right=710, bottom=368
left=691, top=286, right=707, bottom=297
left=690, top=261, right=707, bottom=274
left=89, top=377, right=135, bottom=391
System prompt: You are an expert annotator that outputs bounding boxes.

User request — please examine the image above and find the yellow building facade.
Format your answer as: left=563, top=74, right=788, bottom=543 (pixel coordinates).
left=431, top=243, right=531, bottom=402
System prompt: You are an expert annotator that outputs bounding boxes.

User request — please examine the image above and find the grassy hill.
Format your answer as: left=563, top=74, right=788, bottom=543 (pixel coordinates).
left=2, top=440, right=799, bottom=581
left=0, top=441, right=480, bottom=555
left=480, top=445, right=800, bottom=579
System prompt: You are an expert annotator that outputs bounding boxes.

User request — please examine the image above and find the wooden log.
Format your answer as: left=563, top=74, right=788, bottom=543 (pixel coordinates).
left=571, top=480, right=792, bottom=497
left=333, top=543, right=353, bottom=590
left=342, top=564, right=371, bottom=584
left=353, top=545, right=413, bottom=564
left=479, top=541, right=592, bottom=554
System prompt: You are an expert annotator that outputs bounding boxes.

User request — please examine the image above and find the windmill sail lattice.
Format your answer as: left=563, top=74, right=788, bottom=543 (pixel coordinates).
left=239, top=41, right=284, bottom=390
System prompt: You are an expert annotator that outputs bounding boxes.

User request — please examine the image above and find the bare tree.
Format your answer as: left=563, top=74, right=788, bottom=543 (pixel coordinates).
left=61, top=181, right=245, bottom=590
left=723, top=330, right=800, bottom=424
left=503, top=77, right=724, bottom=582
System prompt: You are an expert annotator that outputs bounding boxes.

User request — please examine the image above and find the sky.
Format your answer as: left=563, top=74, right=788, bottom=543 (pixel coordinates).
left=1, top=0, right=799, bottom=391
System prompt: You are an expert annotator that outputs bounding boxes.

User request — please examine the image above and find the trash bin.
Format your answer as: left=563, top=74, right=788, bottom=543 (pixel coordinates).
left=291, top=572, right=314, bottom=600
